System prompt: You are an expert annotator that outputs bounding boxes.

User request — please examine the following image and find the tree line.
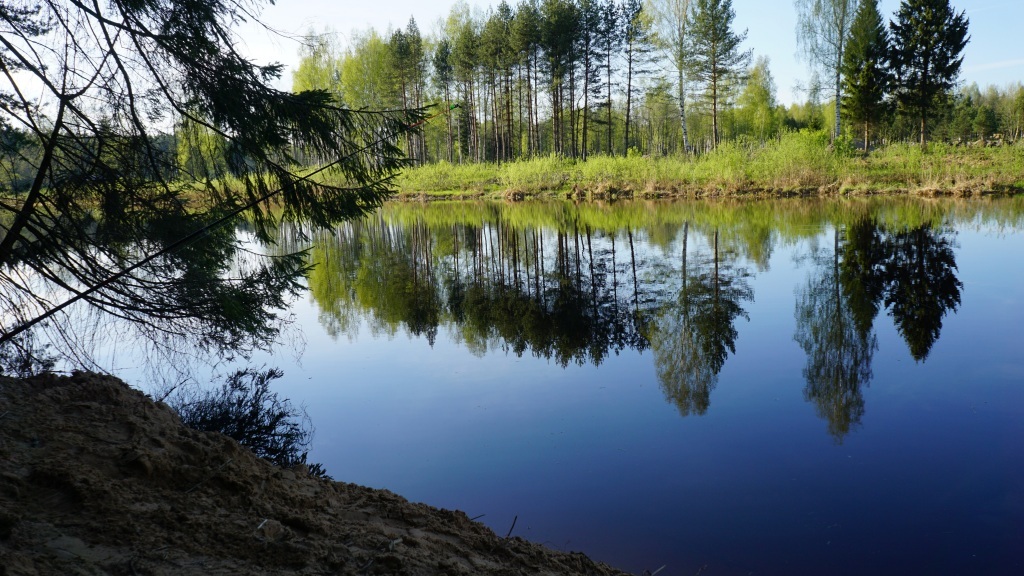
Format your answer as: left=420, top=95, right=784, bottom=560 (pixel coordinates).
left=291, top=0, right=1022, bottom=164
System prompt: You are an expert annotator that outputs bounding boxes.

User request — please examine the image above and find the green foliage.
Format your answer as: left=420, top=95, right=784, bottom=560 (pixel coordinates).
left=890, top=0, right=970, bottom=145
left=292, top=31, right=343, bottom=96
left=686, top=0, right=752, bottom=146
left=840, top=0, right=890, bottom=150
left=397, top=129, right=1024, bottom=196
left=734, top=56, right=781, bottom=142
left=175, top=117, right=229, bottom=180
left=340, top=30, right=396, bottom=109
left=170, top=367, right=329, bottom=477
left=0, top=0, right=415, bottom=369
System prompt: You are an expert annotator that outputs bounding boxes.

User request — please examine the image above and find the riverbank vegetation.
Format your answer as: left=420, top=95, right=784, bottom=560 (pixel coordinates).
left=391, top=131, right=1024, bottom=197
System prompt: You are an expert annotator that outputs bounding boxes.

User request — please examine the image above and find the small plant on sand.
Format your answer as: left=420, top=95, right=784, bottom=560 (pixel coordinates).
left=168, top=367, right=329, bottom=478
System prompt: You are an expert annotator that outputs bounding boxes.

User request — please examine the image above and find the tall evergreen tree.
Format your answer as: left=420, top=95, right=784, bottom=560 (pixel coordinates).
left=448, top=6, right=481, bottom=161
left=541, top=0, right=580, bottom=156
left=686, top=0, right=751, bottom=147
left=579, top=0, right=602, bottom=160
left=595, top=0, right=622, bottom=155
left=512, top=0, right=544, bottom=156
left=622, top=0, right=655, bottom=153
left=481, top=4, right=515, bottom=162
left=432, top=39, right=456, bottom=162
left=889, top=0, right=969, bottom=145
left=0, top=0, right=415, bottom=363
left=840, top=0, right=890, bottom=150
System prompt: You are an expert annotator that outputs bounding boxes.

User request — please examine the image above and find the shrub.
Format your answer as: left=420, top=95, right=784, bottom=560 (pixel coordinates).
left=168, top=367, right=329, bottom=478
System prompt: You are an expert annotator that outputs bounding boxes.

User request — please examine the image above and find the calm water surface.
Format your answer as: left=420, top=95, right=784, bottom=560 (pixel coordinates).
left=258, top=198, right=1024, bottom=575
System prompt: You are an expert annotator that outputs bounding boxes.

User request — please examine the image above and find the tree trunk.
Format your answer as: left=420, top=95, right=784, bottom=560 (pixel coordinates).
left=624, top=45, right=633, bottom=153
left=582, top=57, right=589, bottom=160
left=834, top=69, right=842, bottom=141
left=711, top=76, right=719, bottom=148
left=678, top=67, right=689, bottom=153
left=607, top=50, right=614, bottom=156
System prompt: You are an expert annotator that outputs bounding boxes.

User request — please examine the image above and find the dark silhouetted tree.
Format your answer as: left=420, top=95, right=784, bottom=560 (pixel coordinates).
left=840, top=0, right=891, bottom=150
left=0, top=0, right=415, bottom=367
left=889, top=0, right=969, bottom=145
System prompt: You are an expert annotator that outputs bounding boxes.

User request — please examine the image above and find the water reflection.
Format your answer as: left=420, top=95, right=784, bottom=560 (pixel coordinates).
left=286, top=199, right=982, bottom=438
left=301, top=215, right=653, bottom=367
left=796, top=218, right=963, bottom=439
left=647, top=225, right=753, bottom=416
left=884, top=224, right=962, bottom=361
left=795, top=226, right=878, bottom=441
left=1, top=207, right=306, bottom=381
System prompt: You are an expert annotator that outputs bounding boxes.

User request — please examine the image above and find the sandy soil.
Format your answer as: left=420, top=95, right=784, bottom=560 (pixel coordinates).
left=0, top=372, right=631, bottom=575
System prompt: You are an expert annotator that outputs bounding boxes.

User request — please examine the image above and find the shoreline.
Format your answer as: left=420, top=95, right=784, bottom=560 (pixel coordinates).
left=0, top=372, right=630, bottom=575
left=391, top=183, right=1024, bottom=203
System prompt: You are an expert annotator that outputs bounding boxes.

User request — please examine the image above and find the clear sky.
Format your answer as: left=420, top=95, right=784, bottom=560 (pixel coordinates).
left=237, top=1, right=1024, bottom=105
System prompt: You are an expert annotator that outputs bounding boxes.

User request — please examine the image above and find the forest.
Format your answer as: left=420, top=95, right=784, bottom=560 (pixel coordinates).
left=291, top=0, right=1024, bottom=165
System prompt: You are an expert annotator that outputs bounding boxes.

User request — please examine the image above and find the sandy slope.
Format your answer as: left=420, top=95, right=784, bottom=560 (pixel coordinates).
left=0, top=372, right=629, bottom=575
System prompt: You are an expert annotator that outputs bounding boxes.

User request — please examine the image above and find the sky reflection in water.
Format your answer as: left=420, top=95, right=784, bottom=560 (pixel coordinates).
left=262, top=199, right=1024, bottom=576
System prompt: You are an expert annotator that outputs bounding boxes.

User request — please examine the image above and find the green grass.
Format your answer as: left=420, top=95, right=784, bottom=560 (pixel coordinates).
left=393, top=131, right=1024, bottom=199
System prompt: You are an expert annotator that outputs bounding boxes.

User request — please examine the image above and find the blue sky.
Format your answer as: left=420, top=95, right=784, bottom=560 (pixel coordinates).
left=238, top=1, right=1023, bottom=104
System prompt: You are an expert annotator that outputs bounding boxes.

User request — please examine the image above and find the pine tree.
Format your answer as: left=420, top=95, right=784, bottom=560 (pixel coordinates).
left=889, top=0, right=969, bottom=145
left=432, top=39, right=456, bottom=162
left=840, top=0, right=890, bottom=151
left=686, top=0, right=751, bottom=147
left=594, top=0, right=622, bottom=155
left=622, top=0, right=655, bottom=153
left=512, top=1, right=544, bottom=156
left=579, top=0, right=602, bottom=160
left=541, top=0, right=580, bottom=156
left=0, top=0, right=415, bottom=362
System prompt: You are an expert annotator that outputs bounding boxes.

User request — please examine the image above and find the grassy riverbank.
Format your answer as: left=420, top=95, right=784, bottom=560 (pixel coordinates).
left=392, top=131, right=1024, bottom=199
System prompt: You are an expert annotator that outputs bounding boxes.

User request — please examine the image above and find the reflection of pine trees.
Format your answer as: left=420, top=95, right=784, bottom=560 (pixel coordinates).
left=839, top=218, right=887, bottom=338
left=299, top=207, right=962, bottom=431
left=883, top=224, right=962, bottom=361
left=648, top=226, right=753, bottom=416
left=838, top=219, right=961, bottom=362
left=304, top=213, right=657, bottom=366
left=796, top=219, right=961, bottom=440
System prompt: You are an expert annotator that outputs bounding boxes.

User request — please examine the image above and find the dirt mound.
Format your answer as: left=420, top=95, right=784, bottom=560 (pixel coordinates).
left=0, top=372, right=629, bottom=575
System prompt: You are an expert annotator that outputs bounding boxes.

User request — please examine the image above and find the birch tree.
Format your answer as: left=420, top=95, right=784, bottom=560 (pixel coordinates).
left=647, top=0, right=692, bottom=152
left=795, top=0, right=858, bottom=139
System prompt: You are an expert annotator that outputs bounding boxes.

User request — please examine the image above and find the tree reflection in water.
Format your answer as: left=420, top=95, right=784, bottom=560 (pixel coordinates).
left=795, top=218, right=961, bottom=440
left=302, top=213, right=652, bottom=367
left=796, top=227, right=877, bottom=441
left=291, top=200, right=969, bottom=439
left=647, top=224, right=752, bottom=416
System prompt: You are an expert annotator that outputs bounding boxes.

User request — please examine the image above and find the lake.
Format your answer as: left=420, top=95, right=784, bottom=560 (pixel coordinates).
left=255, top=197, right=1024, bottom=575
